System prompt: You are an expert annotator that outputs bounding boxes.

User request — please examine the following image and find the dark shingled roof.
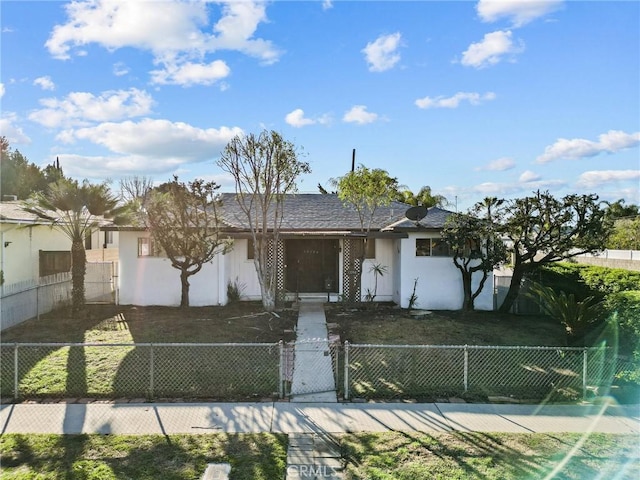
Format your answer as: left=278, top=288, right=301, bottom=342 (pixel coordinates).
left=218, top=193, right=454, bottom=232
left=101, top=193, right=455, bottom=233
left=383, top=206, right=454, bottom=230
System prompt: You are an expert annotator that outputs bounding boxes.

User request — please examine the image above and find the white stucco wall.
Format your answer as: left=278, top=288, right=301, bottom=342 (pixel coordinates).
left=395, top=233, right=493, bottom=310
left=224, top=238, right=262, bottom=301
left=118, top=231, right=223, bottom=306
left=360, top=238, right=395, bottom=302
left=0, top=223, right=71, bottom=285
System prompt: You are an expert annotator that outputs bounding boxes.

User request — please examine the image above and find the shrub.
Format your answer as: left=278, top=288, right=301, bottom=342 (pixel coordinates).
left=226, top=277, right=246, bottom=303
left=603, top=291, right=640, bottom=357
left=537, top=263, right=640, bottom=300
left=526, top=282, right=603, bottom=341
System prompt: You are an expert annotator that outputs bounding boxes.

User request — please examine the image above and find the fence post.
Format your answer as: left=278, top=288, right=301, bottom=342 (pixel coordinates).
left=13, top=344, right=19, bottom=400
left=278, top=340, right=284, bottom=399
left=344, top=341, right=350, bottom=401
left=463, top=345, right=469, bottom=393
left=582, top=348, right=588, bottom=400
left=149, top=344, right=154, bottom=399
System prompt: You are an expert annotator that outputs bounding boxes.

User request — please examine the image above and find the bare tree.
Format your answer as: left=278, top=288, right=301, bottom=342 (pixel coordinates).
left=218, top=130, right=310, bottom=311
left=119, top=175, right=154, bottom=206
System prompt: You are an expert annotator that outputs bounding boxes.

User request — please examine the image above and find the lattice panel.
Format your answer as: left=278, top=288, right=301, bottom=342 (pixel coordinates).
left=342, top=238, right=362, bottom=303
left=276, top=239, right=286, bottom=304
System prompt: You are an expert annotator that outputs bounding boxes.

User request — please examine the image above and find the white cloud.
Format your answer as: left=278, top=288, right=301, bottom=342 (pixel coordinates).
left=0, top=112, right=31, bottom=145
left=45, top=0, right=280, bottom=86
left=477, top=0, right=564, bottom=27
left=461, top=30, right=524, bottom=68
left=416, top=91, right=496, bottom=109
left=576, top=170, right=640, bottom=188
left=56, top=118, right=243, bottom=178
left=473, top=178, right=565, bottom=196
left=29, top=88, right=154, bottom=128
left=0, top=83, right=4, bottom=98
left=476, top=157, right=516, bottom=171
left=34, top=76, right=55, bottom=91
left=113, top=62, right=129, bottom=77
left=285, top=109, right=315, bottom=128
left=150, top=60, right=230, bottom=86
left=519, top=170, right=541, bottom=182
left=58, top=118, right=242, bottom=159
left=362, top=32, right=402, bottom=72
left=322, top=1, right=333, bottom=10
left=343, top=105, right=379, bottom=125
left=536, top=130, right=640, bottom=163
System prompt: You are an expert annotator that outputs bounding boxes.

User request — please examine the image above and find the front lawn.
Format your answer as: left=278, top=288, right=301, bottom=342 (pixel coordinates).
left=1, top=432, right=638, bottom=480
left=0, top=433, right=287, bottom=480
left=327, top=305, right=567, bottom=346
left=341, top=432, right=640, bottom=480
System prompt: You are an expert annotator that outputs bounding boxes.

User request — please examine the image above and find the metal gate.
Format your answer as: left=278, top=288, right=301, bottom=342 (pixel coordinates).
left=285, top=339, right=341, bottom=400
left=85, top=262, right=117, bottom=304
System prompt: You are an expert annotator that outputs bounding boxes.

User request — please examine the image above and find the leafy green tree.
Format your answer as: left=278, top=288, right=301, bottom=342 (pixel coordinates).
left=218, top=130, right=310, bottom=312
left=497, top=191, right=613, bottom=313
left=605, top=199, right=639, bottom=220
left=442, top=197, right=508, bottom=311
left=0, top=137, right=66, bottom=199
left=23, top=179, right=126, bottom=316
left=607, top=218, right=640, bottom=250
left=145, top=176, right=230, bottom=308
left=395, top=185, right=448, bottom=208
left=331, top=165, right=401, bottom=302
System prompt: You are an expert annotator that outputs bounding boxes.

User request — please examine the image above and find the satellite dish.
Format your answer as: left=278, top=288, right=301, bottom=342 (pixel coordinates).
left=405, top=205, right=428, bottom=222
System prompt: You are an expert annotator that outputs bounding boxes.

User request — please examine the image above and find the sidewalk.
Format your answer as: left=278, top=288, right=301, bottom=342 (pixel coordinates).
left=1, top=401, right=638, bottom=435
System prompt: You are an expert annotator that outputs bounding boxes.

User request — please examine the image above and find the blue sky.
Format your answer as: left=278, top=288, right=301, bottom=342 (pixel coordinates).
left=1, top=0, right=638, bottom=210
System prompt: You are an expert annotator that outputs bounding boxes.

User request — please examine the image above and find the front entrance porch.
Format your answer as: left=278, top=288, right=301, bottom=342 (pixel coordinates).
left=285, top=239, right=339, bottom=294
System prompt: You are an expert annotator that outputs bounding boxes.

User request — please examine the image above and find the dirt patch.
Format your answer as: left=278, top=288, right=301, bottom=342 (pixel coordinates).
left=1, top=302, right=298, bottom=344
left=326, top=304, right=568, bottom=346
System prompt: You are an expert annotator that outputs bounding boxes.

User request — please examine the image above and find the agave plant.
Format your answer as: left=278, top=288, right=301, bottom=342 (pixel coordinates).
left=526, top=281, right=603, bottom=339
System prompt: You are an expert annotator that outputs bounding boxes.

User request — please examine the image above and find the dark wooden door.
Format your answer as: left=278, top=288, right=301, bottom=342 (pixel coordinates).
left=285, top=239, right=338, bottom=293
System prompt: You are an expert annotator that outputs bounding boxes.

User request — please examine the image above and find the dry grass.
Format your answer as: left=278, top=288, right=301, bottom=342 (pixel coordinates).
left=327, top=305, right=567, bottom=346
left=1, top=302, right=298, bottom=344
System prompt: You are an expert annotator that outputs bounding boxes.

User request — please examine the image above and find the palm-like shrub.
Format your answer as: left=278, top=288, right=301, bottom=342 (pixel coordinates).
left=23, top=179, right=126, bottom=316
left=527, top=282, right=603, bottom=339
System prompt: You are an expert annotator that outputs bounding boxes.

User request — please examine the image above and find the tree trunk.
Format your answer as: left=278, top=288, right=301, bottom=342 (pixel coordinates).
left=71, top=239, right=86, bottom=317
left=180, top=270, right=190, bottom=308
left=261, top=286, right=275, bottom=312
left=461, top=270, right=474, bottom=311
left=498, top=264, right=526, bottom=313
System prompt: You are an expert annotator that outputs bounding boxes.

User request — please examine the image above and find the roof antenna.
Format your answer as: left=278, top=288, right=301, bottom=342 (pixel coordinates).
left=351, top=148, right=356, bottom=172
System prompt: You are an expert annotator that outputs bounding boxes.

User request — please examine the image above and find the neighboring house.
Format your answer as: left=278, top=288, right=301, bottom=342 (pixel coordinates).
left=0, top=200, right=119, bottom=286
left=109, top=194, right=493, bottom=310
left=0, top=200, right=72, bottom=285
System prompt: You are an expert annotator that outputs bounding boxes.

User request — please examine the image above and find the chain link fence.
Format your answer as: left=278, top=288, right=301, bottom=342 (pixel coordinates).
left=343, top=343, right=636, bottom=402
left=1, top=341, right=634, bottom=402
left=1, top=342, right=281, bottom=401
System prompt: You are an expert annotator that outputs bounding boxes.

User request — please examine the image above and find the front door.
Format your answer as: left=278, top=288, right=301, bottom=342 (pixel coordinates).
left=285, top=239, right=339, bottom=293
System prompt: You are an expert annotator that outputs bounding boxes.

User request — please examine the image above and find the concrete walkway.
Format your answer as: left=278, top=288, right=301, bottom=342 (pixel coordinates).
left=290, top=300, right=337, bottom=403
left=1, top=401, right=638, bottom=435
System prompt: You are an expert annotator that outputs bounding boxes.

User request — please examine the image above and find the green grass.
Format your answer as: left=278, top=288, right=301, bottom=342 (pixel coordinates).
left=0, top=433, right=287, bottom=480
left=1, top=303, right=292, bottom=400
left=2, top=433, right=637, bottom=480
left=340, top=432, right=640, bottom=480
left=1, top=344, right=281, bottom=400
